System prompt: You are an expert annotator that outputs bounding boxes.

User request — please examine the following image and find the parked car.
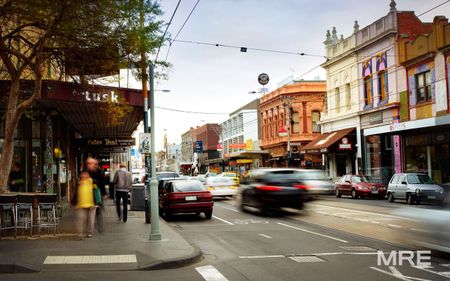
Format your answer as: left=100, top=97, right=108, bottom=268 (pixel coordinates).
left=206, top=177, right=237, bottom=198
left=156, top=171, right=180, bottom=181
left=221, top=172, right=240, bottom=185
left=158, top=179, right=213, bottom=219
left=294, top=169, right=335, bottom=197
left=238, top=168, right=308, bottom=212
left=335, top=175, right=386, bottom=199
left=387, top=173, right=445, bottom=205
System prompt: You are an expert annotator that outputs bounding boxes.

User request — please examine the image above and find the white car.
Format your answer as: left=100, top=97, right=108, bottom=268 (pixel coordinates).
left=206, top=177, right=237, bottom=198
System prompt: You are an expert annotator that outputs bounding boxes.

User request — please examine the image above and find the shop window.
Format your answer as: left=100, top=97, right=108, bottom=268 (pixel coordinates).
left=335, top=87, right=340, bottom=113
left=364, top=76, right=373, bottom=107
left=311, top=111, right=321, bottom=133
left=378, top=70, right=388, bottom=103
left=416, top=71, right=432, bottom=103
left=291, top=111, right=299, bottom=133
left=345, top=83, right=351, bottom=111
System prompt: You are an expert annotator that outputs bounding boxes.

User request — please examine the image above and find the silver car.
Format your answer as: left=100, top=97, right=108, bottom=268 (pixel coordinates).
left=387, top=173, right=445, bottom=205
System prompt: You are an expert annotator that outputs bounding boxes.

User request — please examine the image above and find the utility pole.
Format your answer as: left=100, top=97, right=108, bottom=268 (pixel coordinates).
left=149, top=63, right=161, bottom=240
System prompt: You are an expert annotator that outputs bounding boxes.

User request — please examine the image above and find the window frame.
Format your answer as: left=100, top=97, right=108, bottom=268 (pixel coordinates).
left=415, top=71, right=432, bottom=104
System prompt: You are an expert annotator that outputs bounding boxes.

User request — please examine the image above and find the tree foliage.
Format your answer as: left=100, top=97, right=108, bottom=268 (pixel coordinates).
left=0, top=0, right=166, bottom=192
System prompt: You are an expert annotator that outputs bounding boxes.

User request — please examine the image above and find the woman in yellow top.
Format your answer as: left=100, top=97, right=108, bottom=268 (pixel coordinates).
left=76, top=172, right=97, bottom=237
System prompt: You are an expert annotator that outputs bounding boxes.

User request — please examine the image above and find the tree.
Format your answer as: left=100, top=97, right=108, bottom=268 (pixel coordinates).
left=0, top=0, right=165, bottom=193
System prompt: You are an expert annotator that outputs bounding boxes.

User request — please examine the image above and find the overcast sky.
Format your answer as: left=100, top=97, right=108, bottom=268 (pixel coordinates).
left=149, top=0, right=449, bottom=150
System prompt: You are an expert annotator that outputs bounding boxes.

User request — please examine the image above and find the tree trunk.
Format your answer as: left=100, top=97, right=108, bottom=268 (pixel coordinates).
left=0, top=78, right=21, bottom=193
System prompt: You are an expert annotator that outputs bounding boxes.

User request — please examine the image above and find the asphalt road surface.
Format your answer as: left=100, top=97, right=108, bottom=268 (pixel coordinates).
left=5, top=197, right=450, bottom=281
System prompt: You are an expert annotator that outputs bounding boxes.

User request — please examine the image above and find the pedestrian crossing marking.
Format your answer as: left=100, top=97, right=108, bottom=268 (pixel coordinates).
left=44, top=255, right=137, bottom=264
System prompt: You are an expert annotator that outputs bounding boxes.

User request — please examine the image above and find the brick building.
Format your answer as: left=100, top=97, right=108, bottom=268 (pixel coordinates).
left=260, top=80, right=326, bottom=167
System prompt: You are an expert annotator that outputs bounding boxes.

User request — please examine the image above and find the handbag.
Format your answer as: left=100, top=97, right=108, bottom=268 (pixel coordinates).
left=93, top=185, right=103, bottom=206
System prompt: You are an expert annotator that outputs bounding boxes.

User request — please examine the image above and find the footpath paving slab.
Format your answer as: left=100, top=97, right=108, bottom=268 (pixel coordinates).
left=0, top=201, right=202, bottom=273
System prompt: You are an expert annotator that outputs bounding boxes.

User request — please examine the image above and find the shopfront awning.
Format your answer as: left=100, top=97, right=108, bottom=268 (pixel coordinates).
left=300, top=127, right=355, bottom=154
left=0, top=80, right=144, bottom=138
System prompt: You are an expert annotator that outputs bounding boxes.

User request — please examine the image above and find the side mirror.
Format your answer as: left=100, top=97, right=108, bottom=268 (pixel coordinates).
left=345, top=180, right=351, bottom=184
left=401, top=181, right=407, bottom=185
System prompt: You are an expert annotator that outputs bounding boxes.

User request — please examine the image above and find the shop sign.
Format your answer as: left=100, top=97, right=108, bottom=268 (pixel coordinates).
left=320, top=148, right=328, bottom=153
left=229, top=143, right=246, bottom=149
left=216, top=143, right=223, bottom=151
left=229, top=161, right=237, bottom=166
left=278, top=125, right=288, bottom=137
left=338, top=137, right=352, bottom=150
left=84, top=138, right=135, bottom=147
left=73, top=89, right=120, bottom=103
left=237, top=159, right=253, bottom=164
left=389, top=122, right=406, bottom=132
left=245, top=139, right=253, bottom=151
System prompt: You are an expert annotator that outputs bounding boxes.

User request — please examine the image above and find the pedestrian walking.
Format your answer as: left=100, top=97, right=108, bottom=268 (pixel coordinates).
left=112, top=164, right=132, bottom=223
left=86, top=157, right=106, bottom=232
left=8, top=163, right=25, bottom=192
left=76, top=171, right=97, bottom=237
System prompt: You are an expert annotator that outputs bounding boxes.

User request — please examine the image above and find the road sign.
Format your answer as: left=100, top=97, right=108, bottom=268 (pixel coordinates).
left=194, top=141, right=203, bottom=153
left=139, top=133, right=151, bottom=154
left=258, top=73, right=270, bottom=85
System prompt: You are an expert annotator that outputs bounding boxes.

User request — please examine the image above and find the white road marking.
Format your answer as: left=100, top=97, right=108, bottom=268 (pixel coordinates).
left=212, top=215, right=234, bottom=225
left=196, top=265, right=229, bottom=281
left=239, top=255, right=285, bottom=259
left=216, top=204, right=239, bottom=213
left=370, top=221, right=381, bottom=224
left=370, top=266, right=431, bottom=281
left=44, top=255, right=137, bottom=264
left=277, top=222, right=348, bottom=243
left=387, top=224, right=403, bottom=229
left=289, top=256, right=324, bottom=263
left=309, top=203, right=418, bottom=221
left=414, top=265, right=450, bottom=278
left=259, top=233, right=272, bottom=239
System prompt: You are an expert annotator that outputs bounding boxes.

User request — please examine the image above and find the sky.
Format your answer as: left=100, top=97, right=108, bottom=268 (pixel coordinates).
left=143, top=0, right=450, bottom=150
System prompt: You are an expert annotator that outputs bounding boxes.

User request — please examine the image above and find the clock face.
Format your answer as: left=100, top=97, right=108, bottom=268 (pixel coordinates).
left=258, top=73, right=269, bottom=85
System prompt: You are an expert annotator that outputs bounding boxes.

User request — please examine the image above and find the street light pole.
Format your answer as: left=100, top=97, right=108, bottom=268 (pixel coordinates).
left=282, top=96, right=293, bottom=167
left=149, top=63, right=161, bottom=240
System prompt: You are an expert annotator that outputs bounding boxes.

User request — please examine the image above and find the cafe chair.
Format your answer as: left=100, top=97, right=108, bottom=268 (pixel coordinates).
left=0, top=194, right=16, bottom=239
left=15, top=194, right=34, bottom=237
left=36, top=194, right=58, bottom=235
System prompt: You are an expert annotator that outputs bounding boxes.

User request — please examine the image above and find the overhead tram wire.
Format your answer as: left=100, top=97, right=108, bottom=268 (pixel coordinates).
left=154, top=0, right=182, bottom=63
left=169, top=39, right=328, bottom=59
left=417, top=0, right=450, bottom=17
left=165, top=0, right=201, bottom=62
left=155, top=106, right=228, bottom=115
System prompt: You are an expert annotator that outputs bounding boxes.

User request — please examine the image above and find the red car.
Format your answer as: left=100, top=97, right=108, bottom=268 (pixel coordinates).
left=335, top=175, right=386, bottom=199
left=159, top=179, right=213, bottom=219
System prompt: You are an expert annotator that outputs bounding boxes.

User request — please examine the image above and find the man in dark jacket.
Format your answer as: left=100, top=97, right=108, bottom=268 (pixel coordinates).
left=112, top=164, right=132, bottom=222
left=8, top=163, right=25, bottom=192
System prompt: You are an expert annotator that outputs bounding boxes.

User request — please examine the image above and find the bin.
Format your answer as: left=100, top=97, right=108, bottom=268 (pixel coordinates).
left=131, top=184, right=146, bottom=211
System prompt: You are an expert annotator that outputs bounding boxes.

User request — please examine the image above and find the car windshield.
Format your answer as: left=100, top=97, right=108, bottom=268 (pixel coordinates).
left=407, top=174, right=434, bottom=184
left=209, top=177, right=235, bottom=184
left=298, top=170, right=328, bottom=180
left=173, top=181, right=207, bottom=192
left=352, top=176, right=371, bottom=183
left=157, top=172, right=179, bottom=180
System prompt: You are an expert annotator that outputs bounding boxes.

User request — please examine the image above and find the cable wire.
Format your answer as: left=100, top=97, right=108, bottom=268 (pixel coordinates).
left=155, top=0, right=182, bottom=63
left=418, top=0, right=450, bottom=17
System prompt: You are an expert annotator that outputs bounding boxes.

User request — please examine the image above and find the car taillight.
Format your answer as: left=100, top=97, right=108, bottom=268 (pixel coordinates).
left=256, top=185, right=283, bottom=191
left=294, top=184, right=311, bottom=190
left=207, top=186, right=214, bottom=190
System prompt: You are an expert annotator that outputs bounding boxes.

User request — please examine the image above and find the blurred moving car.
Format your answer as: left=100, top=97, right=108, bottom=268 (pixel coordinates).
left=294, top=169, right=335, bottom=197
left=238, top=168, right=308, bottom=212
left=206, top=177, right=237, bottom=198
left=158, top=179, right=213, bottom=219
left=387, top=173, right=445, bottom=205
left=393, top=208, right=450, bottom=253
left=221, top=172, right=240, bottom=185
left=335, top=175, right=386, bottom=199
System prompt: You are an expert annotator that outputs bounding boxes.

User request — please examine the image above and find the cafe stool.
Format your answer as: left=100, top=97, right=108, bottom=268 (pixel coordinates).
left=36, top=194, right=58, bottom=235
left=0, top=195, right=16, bottom=239
left=15, top=195, right=34, bottom=237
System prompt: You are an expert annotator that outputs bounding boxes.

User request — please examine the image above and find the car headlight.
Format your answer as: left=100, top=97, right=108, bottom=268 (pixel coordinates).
left=415, top=188, right=421, bottom=194
left=439, top=188, right=444, bottom=194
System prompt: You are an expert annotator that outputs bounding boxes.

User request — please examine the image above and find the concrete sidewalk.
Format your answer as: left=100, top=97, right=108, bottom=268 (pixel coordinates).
left=0, top=200, right=202, bottom=273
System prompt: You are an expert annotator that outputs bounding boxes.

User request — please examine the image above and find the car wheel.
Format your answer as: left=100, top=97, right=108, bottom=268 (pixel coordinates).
left=351, top=189, right=358, bottom=199
left=437, top=199, right=445, bottom=206
left=162, top=208, right=171, bottom=220
left=406, top=194, right=414, bottom=205
left=335, top=188, right=341, bottom=198
left=388, top=193, right=395, bottom=203
left=204, top=210, right=212, bottom=220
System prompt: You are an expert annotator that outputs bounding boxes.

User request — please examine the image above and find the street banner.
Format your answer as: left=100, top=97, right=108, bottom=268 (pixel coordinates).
left=195, top=141, right=203, bottom=153
left=139, top=133, right=151, bottom=154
